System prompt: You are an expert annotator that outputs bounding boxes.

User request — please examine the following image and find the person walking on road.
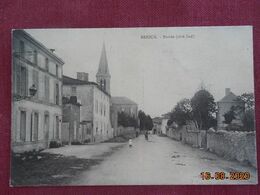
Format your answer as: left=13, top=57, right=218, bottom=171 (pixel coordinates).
left=129, top=139, right=133, bottom=147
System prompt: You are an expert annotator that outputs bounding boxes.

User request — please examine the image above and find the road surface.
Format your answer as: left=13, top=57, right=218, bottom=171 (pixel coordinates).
left=71, top=134, right=257, bottom=185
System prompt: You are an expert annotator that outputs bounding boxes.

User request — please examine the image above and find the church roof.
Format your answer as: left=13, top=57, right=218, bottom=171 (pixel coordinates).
left=218, top=92, right=241, bottom=103
left=111, top=96, right=137, bottom=105
left=96, top=43, right=110, bottom=76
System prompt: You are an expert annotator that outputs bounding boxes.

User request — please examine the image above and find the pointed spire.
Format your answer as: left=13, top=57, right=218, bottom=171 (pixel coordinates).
left=97, top=43, right=110, bottom=76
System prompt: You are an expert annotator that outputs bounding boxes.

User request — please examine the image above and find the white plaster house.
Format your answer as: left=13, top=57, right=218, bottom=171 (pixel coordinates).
left=12, top=30, right=64, bottom=152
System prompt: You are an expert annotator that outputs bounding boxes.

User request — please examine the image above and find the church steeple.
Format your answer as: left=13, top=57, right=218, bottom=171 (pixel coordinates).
left=96, top=43, right=111, bottom=94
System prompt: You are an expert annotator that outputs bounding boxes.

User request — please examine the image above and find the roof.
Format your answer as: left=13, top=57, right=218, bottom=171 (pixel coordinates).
left=63, top=75, right=111, bottom=97
left=111, top=96, right=137, bottom=105
left=161, top=112, right=171, bottom=119
left=14, top=30, right=65, bottom=65
left=153, top=117, right=162, bottom=124
left=218, top=92, right=242, bottom=103
left=96, top=43, right=110, bottom=77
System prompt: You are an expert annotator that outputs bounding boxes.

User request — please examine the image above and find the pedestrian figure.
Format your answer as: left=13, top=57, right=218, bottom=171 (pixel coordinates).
left=145, top=131, right=148, bottom=141
left=129, top=139, right=133, bottom=147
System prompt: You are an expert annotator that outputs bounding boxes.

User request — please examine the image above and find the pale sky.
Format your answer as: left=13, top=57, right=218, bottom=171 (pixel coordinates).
left=26, top=26, right=254, bottom=117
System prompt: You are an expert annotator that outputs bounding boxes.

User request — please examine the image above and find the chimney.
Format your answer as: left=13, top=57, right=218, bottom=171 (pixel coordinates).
left=77, top=72, right=89, bottom=82
left=225, top=88, right=231, bottom=96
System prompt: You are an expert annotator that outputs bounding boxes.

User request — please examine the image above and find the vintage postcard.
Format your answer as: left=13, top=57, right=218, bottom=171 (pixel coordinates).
left=11, top=26, right=257, bottom=186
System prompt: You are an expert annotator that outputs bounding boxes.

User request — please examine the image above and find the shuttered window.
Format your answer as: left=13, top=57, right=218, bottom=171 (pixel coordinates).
left=20, top=111, right=26, bottom=142
left=55, top=83, right=59, bottom=105
left=44, top=76, right=50, bottom=102
left=45, top=58, right=49, bottom=72
left=15, top=65, right=28, bottom=97
left=32, top=70, right=39, bottom=98
left=34, top=50, right=38, bottom=65
left=33, top=112, right=39, bottom=141
left=56, top=116, right=59, bottom=139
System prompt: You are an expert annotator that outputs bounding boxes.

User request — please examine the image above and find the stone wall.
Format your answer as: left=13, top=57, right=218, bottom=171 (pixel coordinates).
left=117, top=126, right=137, bottom=137
left=207, top=129, right=257, bottom=168
left=182, top=129, right=206, bottom=148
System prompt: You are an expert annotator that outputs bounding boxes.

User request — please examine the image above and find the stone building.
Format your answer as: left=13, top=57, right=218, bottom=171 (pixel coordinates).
left=63, top=74, right=112, bottom=143
left=111, top=97, right=138, bottom=117
left=111, top=96, right=138, bottom=136
left=217, top=88, right=245, bottom=129
left=12, top=30, right=64, bottom=152
left=62, top=96, right=81, bottom=144
left=152, top=117, right=162, bottom=134
left=62, top=44, right=114, bottom=142
left=161, top=113, right=170, bottom=135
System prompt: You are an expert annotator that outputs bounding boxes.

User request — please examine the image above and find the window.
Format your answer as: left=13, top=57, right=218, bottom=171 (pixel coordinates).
left=96, top=121, right=98, bottom=134
left=30, top=113, right=33, bottom=141
left=44, top=114, right=49, bottom=140
left=33, top=112, right=39, bottom=141
left=95, top=100, right=98, bottom=114
left=56, top=64, right=59, bottom=77
left=15, top=65, right=28, bottom=97
left=100, top=79, right=103, bottom=89
left=20, top=66, right=27, bottom=96
left=33, top=50, right=38, bottom=65
left=20, top=41, right=25, bottom=57
left=55, top=83, right=59, bottom=105
left=45, top=58, right=49, bottom=72
left=44, top=76, right=50, bottom=102
left=71, top=86, right=77, bottom=96
left=32, top=70, right=39, bottom=98
left=56, top=116, right=59, bottom=139
left=104, top=79, right=106, bottom=91
left=20, top=111, right=26, bottom=142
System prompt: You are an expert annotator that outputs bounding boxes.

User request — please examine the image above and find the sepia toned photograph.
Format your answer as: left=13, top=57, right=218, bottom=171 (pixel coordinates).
left=11, top=26, right=257, bottom=186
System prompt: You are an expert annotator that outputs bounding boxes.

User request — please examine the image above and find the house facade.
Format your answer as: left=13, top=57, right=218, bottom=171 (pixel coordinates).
left=217, top=88, right=245, bottom=129
left=62, top=96, right=81, bottom=144
left=12, top=30, right=64, bottom=153
left=63, top=74, right=112, bottom=143
left=111, top=96, right=138, bottom=136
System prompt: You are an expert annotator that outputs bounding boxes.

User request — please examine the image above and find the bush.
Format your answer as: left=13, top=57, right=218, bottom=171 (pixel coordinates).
left=49, top=141, right=62, bottom=148
left=71, top=141, right=82, bottom=145
left=84, top=138, right=91, bottom=143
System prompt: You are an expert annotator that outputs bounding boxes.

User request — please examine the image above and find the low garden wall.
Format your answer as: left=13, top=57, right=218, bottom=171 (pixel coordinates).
left=116, top=126, right=138, bottom=137
left=182, top=129, right=206, bottom=148
left=207, top=129, right=257, bottom=168
left=167, top=127, right=206, bottom=148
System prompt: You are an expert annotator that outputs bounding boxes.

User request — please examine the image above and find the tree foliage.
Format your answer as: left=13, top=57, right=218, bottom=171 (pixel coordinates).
left=237, top=93, right=255, bottom=110
left=168, top=98, right=193, bottom=127
left=223, top=106, right=236, bottom=125
left=191, top=89, right=217, bottom=129
left=138, top=110, right=153, bottom=130
left=118, top=111, right=138, bottom=128
left=237, top=93, right=255, bottom=131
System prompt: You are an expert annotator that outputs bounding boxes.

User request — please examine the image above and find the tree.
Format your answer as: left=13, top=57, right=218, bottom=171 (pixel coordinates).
left=138, top=110, right=153, bottom=130
left=223, top=106, right=236, bottom=125
left=118, top=111, right=138, bottom=128
left=237, top=93, right=255, bottom=110
left=237, top=93, right=255, bottom=131
left=145, top=115, right=154, bottom=130
left=191, top=89, right=217, bottom=129
left=138, top=110, right=146, bottom=130
left=168, top=98, right=193, bottom=127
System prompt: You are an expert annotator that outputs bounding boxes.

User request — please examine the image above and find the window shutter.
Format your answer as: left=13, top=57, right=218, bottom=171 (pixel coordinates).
left=16, top=64, right=21, bottom=95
